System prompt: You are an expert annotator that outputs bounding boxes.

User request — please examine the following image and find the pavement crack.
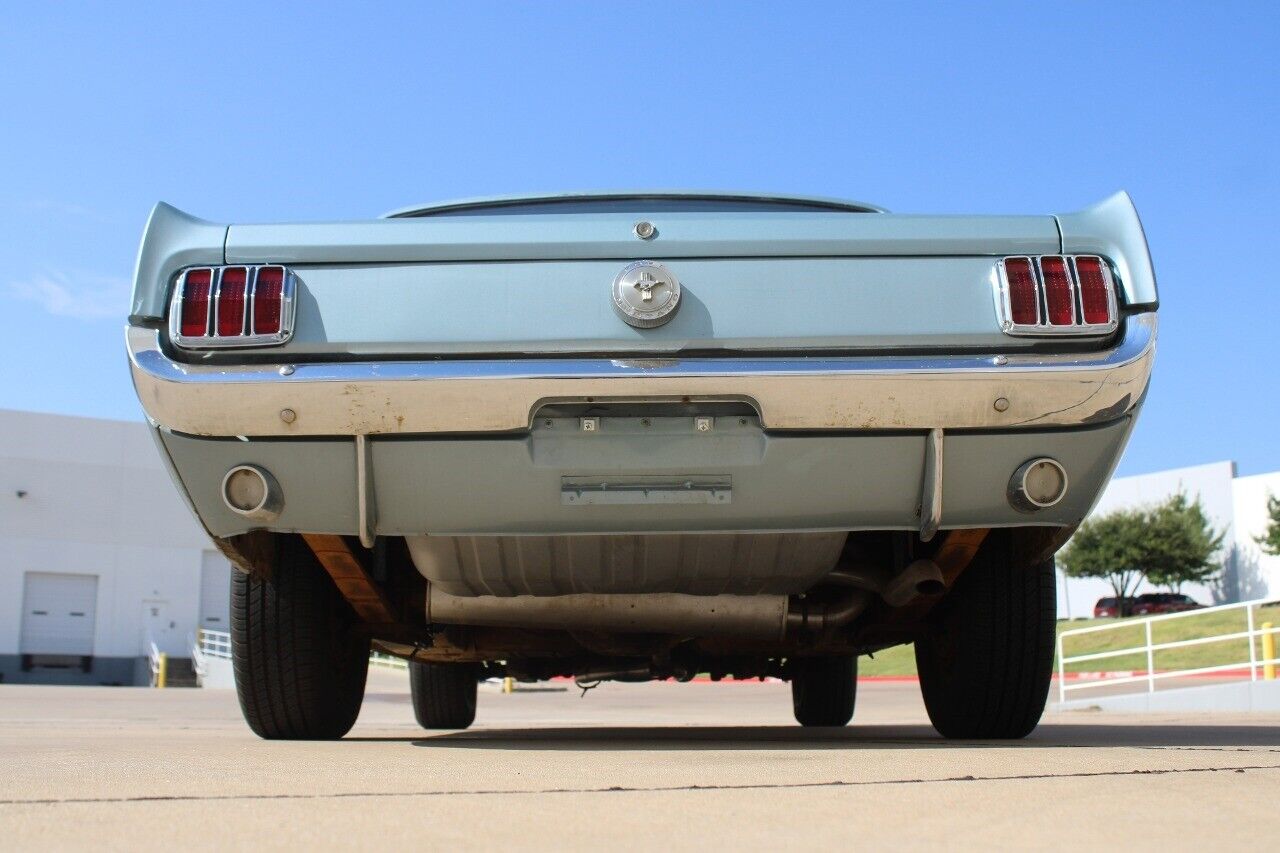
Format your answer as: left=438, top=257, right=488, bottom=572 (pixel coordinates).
left=4, top=763, right=1279, bottom=807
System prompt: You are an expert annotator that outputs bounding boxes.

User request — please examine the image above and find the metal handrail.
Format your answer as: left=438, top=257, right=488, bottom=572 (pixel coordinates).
left=189, top=632, right=207, bottom=681
left=196, top=628, right=232, bottom=660
left=369, top=651, right=409, bottom=670
left=1057, top=595, right=1280, bottom=702
left=197, top=629, right=410, bottom=671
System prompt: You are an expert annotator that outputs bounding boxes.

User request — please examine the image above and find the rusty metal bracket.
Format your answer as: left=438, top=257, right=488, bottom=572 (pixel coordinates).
left=302, top=533, right=397, bottom=626
left=931, top=528, right=989, bottom=588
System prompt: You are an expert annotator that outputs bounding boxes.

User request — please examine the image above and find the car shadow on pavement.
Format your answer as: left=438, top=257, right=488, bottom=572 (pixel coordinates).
left=389, top=723, right=1280, bottom=751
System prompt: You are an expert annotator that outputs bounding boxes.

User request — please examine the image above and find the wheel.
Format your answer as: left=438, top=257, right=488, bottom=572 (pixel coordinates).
left=410, top=661, right=479, bottom=729
left=230, top=537, right=370, bottom=739
left=914, top=544, right=1056, bottom=739
left=790, top=656, right=857, bottom=727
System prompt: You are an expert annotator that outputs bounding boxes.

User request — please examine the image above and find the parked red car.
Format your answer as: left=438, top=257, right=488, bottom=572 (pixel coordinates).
left=1132, top=593, right=1203, bottom=615
left=1093, top=597, right=1138, bottom=618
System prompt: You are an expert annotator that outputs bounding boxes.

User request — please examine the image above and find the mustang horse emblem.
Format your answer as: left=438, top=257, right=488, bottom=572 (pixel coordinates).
left=611, top=260, right=682, bottom=329
left=633, top=271, right=664, bottom=302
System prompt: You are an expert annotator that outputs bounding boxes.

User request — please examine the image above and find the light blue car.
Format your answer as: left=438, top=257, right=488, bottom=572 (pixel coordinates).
left=127, top=191, right=1156, bottom=739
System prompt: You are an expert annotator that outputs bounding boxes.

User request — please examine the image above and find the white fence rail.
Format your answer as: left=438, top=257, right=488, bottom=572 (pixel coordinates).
left=197, top=629, right=409, bottom=671
left=369, top=651, right=409, bottom=670
left=1057, top=595, right=1280, bottom=703
left=197, top=629, right=232, bottom=659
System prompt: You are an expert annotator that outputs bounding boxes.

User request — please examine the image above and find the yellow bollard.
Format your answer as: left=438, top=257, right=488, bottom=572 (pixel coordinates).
left=1263, top=622, right=1276, bottom=681
left=502, top=676, right=514, bottom=694
left=157, top=653, right=168, bottom=689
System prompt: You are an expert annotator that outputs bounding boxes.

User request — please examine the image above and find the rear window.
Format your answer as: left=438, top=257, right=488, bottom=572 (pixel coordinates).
left=1097, top=598, right=1117, bottom=607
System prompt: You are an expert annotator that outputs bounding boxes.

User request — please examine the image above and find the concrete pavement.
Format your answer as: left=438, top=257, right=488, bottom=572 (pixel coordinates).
left=1, top=671, right=1277, bottom=850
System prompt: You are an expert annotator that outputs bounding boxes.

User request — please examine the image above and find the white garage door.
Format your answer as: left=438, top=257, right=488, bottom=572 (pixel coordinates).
left=199, top=551, right=232, bottom=630
left=20, top=572, right=99, bottom=656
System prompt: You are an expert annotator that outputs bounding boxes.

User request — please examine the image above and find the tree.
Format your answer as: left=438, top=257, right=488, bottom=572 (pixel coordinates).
left=1142, top=494, right=1223, bottom=592
left=1059, top=493, right=1223, bottom=613
left=1059, top=506, right=1149, bottom=614
left=1258, top=494, right=1280, bottom=556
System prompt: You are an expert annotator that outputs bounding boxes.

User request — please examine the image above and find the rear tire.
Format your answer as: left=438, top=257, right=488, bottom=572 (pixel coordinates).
left=410, top=661, right=479, bottom=730
left=791, top=656, right=857, bottom=727
left=230, top=537, right=370, bottom=740
left=914, top=544, right=1056, bottom=739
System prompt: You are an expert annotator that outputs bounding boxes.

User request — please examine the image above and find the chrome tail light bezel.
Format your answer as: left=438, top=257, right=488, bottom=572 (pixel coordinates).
left=169, top=265, right=298, bottom=349
left=995, top=255, right=1119, bottom=337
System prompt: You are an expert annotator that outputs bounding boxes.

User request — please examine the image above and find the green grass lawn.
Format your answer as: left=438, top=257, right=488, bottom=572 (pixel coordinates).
left=858, top=603, right=1280, bottom=677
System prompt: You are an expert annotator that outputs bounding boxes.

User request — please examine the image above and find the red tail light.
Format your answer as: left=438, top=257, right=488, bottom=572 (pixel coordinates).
left=253, top=266, right=284, bottom=335
left=1039, top=256, right=1075, bottom=326
left=1002, top=258, right=1039, bottom=326
left=1074, top=256, right=1114, bottom=325
left=216, top=267, right=248, bottom=336
left=998, top=254, right=1119, bottom=336
left=179, top=269, right=212, bottom=337
left=171, top=265, right=293, bottom=347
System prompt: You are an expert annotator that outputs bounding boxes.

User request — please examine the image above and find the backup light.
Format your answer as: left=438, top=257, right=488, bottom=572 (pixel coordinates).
left=171, top=265, right=295, bottom=348
left=996, top=255, right=1118, bottom=336
left=221, top=464, right=283, bottom=521
left=1008, top=457, right=1069, bottom=512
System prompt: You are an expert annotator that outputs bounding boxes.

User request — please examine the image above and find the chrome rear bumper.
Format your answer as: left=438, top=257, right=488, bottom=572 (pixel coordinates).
left=128, top=313, right=1155, bottom=437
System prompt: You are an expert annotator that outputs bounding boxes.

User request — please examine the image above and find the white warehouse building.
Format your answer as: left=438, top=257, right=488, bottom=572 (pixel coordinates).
left=2, top=409, right=231, bottom=685
left=1, top=408, right=1277, bottom=683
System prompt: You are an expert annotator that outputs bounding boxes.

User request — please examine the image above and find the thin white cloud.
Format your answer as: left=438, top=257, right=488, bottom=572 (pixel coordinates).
left=7, top=271, right=131, bottom=321
left=25, top=199, right=120, bottom=224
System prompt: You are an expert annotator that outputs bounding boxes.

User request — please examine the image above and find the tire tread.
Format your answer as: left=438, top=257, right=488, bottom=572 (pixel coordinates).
left=230, top=538, right=369, bottom=740
left=791, top=656, right=857, bottom=727
left=410, top=662, right=479, bottom=730
left=915, top=541, right=1055, bottom=739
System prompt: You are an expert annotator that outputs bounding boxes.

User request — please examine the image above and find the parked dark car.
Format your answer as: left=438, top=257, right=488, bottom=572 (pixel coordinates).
left=1132, top=593, right=1203, bottom=615
left=1093, top=597, right=1139, bottom=618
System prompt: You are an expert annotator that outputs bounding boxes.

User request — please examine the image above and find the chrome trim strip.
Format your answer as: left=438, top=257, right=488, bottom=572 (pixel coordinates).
left=919, top=428, right=943, bottom=542
left=128, top=313, right=1156, bottom=437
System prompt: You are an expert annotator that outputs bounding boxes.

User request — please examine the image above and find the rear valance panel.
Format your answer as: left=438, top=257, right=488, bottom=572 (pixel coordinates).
left=271, top=257, right=1029, bottom=357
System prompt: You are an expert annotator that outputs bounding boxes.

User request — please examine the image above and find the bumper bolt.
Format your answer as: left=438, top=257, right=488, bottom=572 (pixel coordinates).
left=993, top=397, right=1010, bottom=412
left=279, top=408, right=297, bottom=424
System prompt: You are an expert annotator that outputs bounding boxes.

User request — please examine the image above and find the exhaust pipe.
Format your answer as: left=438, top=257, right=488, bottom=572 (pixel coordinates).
left=428, top=589, right=791, bottom=640
left=427, top=586, right=874, bottom=640
left=880, top=559, right=945, bottom=607
left=825, top=558, right=945, bottom=607
left=424, top=561, right=941, bottom=640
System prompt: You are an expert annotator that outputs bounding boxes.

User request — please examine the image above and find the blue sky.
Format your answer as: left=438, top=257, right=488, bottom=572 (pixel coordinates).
left=1, top=1, right=1276, bottom=476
